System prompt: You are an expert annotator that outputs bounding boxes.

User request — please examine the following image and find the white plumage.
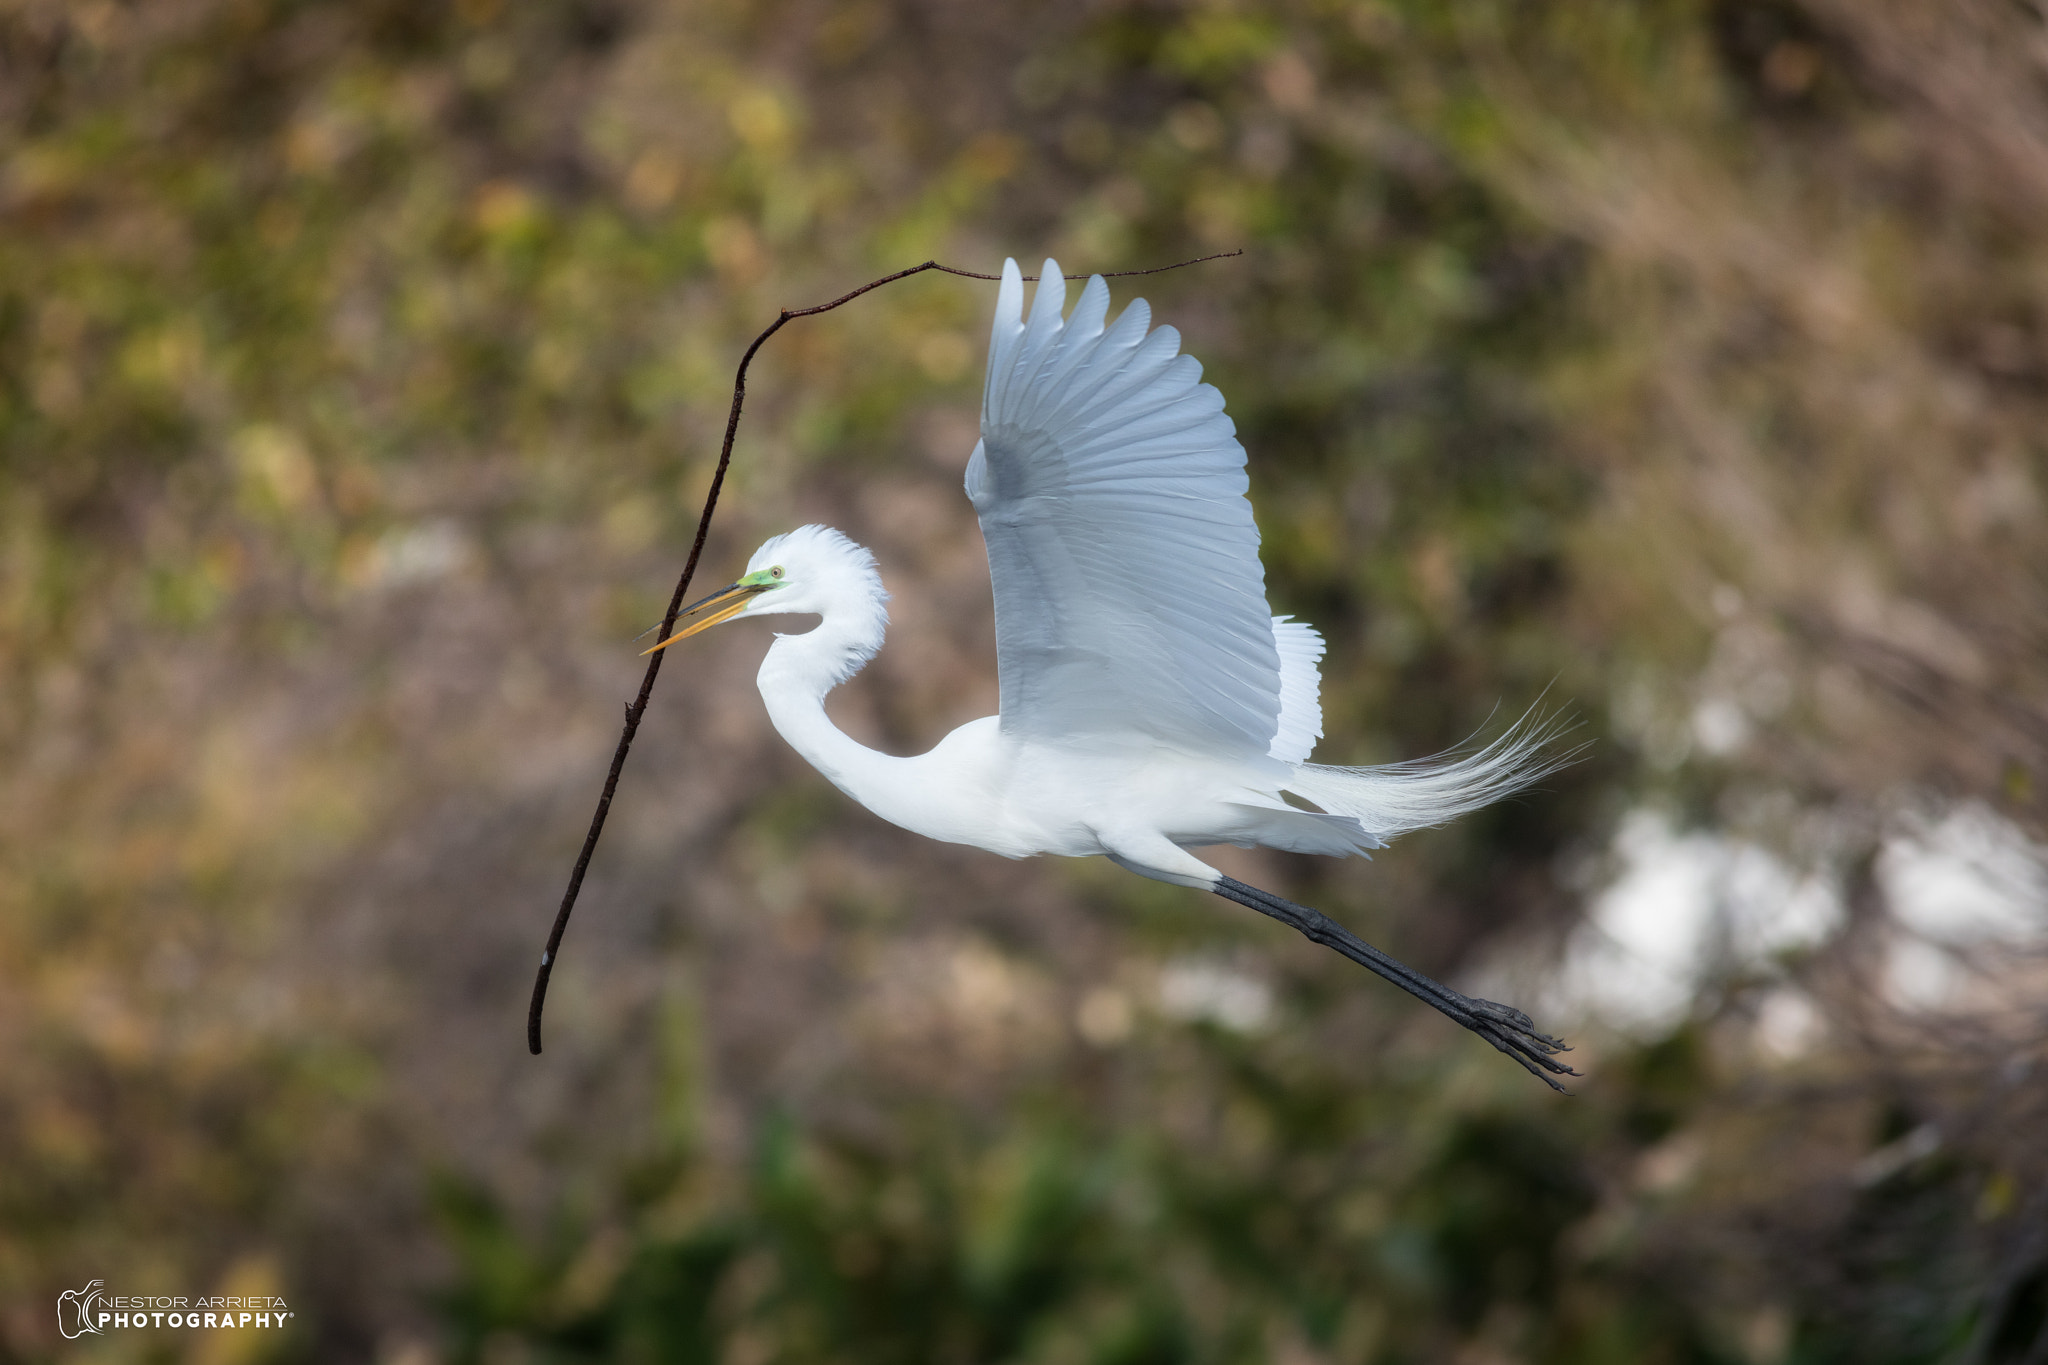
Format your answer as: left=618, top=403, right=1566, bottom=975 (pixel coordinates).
left=1268, top=617, right=1326, bottom=768
left=650, top=259, right=1577, bottom=1086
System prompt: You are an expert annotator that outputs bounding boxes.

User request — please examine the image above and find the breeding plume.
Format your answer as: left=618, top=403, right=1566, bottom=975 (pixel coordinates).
left=651, top=259, right=1575, bottom=1086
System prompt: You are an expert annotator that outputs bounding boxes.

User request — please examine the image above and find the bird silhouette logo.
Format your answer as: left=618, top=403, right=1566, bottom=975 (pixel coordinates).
left=57, top=1279, right=105, bottom=1338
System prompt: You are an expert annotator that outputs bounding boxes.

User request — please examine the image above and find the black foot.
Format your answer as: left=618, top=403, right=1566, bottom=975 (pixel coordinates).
left=1213, top=876, right=1578, bottom=1092
left=1435, top=993, right=1577, bottom=1092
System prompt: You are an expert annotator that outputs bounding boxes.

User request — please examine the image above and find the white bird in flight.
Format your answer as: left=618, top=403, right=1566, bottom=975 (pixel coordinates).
left=650, top=259, right=1575, bottom=1087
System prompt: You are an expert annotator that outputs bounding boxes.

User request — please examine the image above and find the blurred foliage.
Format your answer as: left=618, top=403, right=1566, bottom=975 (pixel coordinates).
left=424, top=1020, right=2038, bottom=1365
left=2, top=0, right=2046, bottom=1361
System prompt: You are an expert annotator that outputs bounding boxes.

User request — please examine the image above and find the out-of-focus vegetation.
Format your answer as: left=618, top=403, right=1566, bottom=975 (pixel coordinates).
left=3, top=0, right=2045, bottom=1360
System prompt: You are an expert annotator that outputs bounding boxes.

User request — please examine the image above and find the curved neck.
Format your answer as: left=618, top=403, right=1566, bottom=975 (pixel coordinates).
left=756, top=611, right=902, bottom=807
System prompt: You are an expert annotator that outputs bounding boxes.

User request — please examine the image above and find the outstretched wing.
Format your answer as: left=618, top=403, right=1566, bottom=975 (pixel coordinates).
left=966, top=258, right=1282, bottom=761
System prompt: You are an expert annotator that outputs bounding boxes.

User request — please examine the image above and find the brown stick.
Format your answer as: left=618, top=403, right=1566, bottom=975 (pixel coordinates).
left=527, top=249, right=1242, bottom=1054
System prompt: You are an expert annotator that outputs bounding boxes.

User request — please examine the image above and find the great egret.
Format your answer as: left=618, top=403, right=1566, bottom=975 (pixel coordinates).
left=650, top=259, right=1575, bottom=1086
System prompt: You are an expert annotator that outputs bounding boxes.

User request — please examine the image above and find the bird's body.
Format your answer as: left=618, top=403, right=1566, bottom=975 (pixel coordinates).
left=656, top=259, right=1576, bottom=1085
left=744, top=526, right=1379, bottom=879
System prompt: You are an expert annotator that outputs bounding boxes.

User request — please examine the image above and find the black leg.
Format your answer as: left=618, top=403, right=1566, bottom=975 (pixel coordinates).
left=1213, top=876, right=1577, bottom=1092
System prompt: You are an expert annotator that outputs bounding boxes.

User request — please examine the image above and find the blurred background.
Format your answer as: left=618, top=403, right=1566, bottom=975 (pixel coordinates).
left=4, top=0, right=2047, bottom=1360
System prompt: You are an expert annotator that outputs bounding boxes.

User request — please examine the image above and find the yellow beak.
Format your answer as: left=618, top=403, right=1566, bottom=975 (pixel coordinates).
left=641, top=582, right=765, bottom=655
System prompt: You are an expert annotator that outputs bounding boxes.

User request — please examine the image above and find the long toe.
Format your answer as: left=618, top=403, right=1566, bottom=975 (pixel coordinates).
left=1466, top=997, right=1574, bottom=1053
left=1457, top=995, right=1578, bottom=1091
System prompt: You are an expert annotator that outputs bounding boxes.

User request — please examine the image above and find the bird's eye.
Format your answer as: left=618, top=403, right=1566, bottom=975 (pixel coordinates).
left=770, top=566, right=783, bottom=579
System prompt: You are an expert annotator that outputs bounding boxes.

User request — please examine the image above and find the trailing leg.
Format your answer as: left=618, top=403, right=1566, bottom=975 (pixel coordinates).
left=1211, top=877, right=1576, bottom=1091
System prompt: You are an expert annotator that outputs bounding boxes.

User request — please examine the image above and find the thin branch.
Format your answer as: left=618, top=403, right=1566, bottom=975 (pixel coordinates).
left=528, top=248, right=1241, bottom=1055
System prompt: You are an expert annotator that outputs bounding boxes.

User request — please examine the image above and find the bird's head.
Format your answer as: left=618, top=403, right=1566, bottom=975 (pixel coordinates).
left=643, top=524, right=887, bottom=654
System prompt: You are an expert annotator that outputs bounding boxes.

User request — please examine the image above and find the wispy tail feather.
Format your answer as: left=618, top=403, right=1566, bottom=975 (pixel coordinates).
left=1285, top=704, right=1582, bottom=844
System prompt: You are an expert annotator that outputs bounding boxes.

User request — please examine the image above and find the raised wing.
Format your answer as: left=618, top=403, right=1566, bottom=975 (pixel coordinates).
left=966, top=258, right=1282, bottom=761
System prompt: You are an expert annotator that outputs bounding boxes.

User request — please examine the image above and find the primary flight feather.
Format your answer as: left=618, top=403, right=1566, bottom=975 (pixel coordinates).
left=649, top=259, right=1576, bottom=1087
